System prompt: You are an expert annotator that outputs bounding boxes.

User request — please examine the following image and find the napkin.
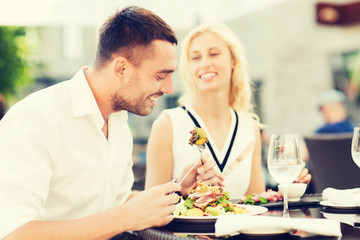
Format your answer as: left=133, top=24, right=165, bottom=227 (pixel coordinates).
left=215, top=215, right=342, bottom=237
left=322, top=187, right=360, bottom=206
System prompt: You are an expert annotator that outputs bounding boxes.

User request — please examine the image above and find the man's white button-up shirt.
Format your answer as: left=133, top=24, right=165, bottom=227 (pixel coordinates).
left=0, top=68, right=134, bottom=238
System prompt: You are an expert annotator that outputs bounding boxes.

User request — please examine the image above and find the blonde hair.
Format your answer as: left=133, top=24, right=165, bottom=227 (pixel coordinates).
left=178, top=23, right=254, bottom=114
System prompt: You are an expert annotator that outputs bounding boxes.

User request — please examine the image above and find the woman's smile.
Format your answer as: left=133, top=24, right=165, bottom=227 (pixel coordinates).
left=199, top=72, right=217, bottom=81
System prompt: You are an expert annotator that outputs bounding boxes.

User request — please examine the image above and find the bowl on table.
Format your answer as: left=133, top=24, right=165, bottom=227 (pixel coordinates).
left=278, top=183, right=307, bottom=202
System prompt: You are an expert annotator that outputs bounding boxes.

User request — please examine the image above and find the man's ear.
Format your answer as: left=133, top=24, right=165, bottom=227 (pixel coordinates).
left=113, top=57, right=127, bottom=77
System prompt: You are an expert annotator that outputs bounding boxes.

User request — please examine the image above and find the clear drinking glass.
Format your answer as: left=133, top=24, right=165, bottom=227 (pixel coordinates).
left=267, top=134, right=303, bottom=217
left=351, top=127, right=360, bottom=168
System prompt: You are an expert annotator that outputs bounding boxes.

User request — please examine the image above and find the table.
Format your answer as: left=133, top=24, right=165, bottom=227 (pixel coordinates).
left=113, top=194, right=360, bottom=240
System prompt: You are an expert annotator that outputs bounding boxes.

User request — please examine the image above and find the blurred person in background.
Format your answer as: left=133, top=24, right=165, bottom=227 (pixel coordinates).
left=304, top=89, right=355, bottom=193
left=315, top=89, right=355, bottom=134
left=0, top=6, right=220, bottom=240
left=145, top=23, right=311, bottom=200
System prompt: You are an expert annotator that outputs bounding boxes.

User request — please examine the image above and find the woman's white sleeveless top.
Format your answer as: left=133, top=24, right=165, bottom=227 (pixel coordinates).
left=163, top=105, right=255, bottom=199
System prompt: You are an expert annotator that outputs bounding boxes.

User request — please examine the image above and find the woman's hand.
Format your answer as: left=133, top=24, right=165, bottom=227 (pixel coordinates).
left=177, top=153, right=224, bottom=196
left=294, top=163, right=312, bottom=184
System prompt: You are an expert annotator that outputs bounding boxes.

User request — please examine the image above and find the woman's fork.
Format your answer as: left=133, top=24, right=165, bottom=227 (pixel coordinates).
left=198, top=144, right=205, bottom=164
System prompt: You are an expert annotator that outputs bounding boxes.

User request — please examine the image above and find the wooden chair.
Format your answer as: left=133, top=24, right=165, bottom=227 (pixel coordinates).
left=304, top=133, right=360, bottom=193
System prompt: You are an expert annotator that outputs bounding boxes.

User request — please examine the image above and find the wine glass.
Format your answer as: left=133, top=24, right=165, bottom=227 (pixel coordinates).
left=351, top=127, right=360, bottom=168
left=267, top=134, right=303, bottom=218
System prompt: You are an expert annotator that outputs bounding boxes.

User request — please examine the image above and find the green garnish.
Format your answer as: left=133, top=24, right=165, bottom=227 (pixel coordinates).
left=184, top=198, right=194, bottom=209
left=259, top=196, right=267, bottom=204
left=243, top=194, right=267, bottom=205
left=215, top=192, right=230, bottom=204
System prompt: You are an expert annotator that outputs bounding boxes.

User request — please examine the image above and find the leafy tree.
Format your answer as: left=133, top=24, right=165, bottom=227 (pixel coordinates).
left=0, top=26, right=34, bottom=99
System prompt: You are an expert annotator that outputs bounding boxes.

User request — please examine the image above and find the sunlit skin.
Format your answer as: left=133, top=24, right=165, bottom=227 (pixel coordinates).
left=84, top=40, right=177, bottom=138
left=111, top=40, right=178, bottom=116
left=320, top=102, right=347, bottom=124
left=188, top=32, right=234, bottom=99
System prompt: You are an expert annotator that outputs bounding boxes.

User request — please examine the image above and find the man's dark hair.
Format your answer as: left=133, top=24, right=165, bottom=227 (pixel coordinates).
left=94, top=6, right=178, bottom=68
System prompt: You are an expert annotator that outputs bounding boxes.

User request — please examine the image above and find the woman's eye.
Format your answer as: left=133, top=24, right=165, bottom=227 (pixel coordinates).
left=210, top=52, right=219, bottom=56
left=191, top=56, right=200, bottom=61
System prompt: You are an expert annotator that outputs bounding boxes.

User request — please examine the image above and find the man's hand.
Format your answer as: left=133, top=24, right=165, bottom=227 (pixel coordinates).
left=122, top=182, right=181, bottom=231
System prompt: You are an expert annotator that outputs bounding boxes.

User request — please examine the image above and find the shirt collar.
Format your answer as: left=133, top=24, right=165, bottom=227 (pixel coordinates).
left=109, top=110, right=129, bottom=129
left=70, top=67, right=105, bottom=129
left=70, top=67, right=128, bottom=129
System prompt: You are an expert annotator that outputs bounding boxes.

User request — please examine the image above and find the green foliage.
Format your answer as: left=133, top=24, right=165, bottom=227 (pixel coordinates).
left=0, top=26, right=34, bottom=98
left=348, top=50, right=360, bottom=86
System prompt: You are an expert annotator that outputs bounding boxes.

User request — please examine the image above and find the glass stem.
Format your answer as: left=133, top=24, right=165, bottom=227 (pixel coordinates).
left=282, top=184, right=290, bottom=218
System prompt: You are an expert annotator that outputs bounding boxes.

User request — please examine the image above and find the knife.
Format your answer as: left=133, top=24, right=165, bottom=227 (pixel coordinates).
left=223, top=141, right=255, bottom=176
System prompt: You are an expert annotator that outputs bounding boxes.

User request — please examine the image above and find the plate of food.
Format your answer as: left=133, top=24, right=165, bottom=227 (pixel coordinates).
left=165, top=180, right=268, bottom=233
left=238, top=189, right=283, bottom=206
left=173, top=204, right=268, bottom=223
left=172, top=181, right=268, bottom=223
left=238, top=190, right=322, bottom=209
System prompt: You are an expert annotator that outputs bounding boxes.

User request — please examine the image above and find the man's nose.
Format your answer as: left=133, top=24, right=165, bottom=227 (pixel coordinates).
left=161, top=76, right=173, bottom=95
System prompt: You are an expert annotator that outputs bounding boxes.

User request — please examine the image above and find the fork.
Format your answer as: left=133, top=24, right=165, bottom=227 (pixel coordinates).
left=170, top=143, right=206, bottom=193
left=174, top=158, right=201, bottom=185
left=170, top=158, right=201, bottom=194
left=198, top=144, right=206, bottom=164
left=174, top=144, right=205, bottom=185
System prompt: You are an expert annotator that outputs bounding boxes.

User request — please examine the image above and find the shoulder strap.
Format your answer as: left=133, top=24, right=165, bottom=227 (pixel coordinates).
left=181, top=106, right=238, bottom=172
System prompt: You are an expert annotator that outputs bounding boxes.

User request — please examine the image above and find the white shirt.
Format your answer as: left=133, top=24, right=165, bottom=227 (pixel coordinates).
left=164, top=106, right=255, bottom=199
left=0, top=68, right=134, bottom=238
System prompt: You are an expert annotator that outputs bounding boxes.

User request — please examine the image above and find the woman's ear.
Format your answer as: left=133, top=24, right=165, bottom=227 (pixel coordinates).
left=113, top=57, right=127, bottom=77
left=231, top=55, right=236, bottom=69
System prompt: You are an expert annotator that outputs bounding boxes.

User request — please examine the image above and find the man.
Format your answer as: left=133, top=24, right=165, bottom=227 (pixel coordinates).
left=0, top=6, right=220, bottom=239
left=315, top=89, right=355, bottom=134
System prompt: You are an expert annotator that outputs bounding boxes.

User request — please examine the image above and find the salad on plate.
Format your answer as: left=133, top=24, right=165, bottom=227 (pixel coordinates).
left=174, top=180, right=248, bottom=217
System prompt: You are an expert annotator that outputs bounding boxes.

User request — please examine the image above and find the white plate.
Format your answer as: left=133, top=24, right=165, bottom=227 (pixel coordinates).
left=174, top=204, right=268, bottom=222
left=322, top=212, right=360, bottom=226
left=320, top=200, right=360, bottom=210
left=241, top=227, right=289, bottom=235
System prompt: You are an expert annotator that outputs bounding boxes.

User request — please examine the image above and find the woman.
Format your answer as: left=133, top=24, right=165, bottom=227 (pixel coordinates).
left=145, top=23, right=310, bottom=198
